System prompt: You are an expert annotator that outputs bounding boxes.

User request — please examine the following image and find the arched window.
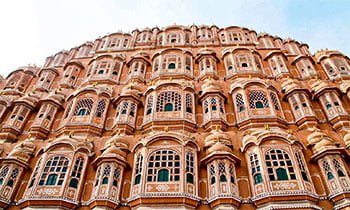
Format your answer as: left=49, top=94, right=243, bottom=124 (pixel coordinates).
left=94, top=168, right=101, bottom=187
left=130, top=103, right=136, bottom=117
left=156, top=92, right=182, bottom=112
left=46, top=174, right=58, bottom=185
left=146, top=95, right=153, bottom=115
left=134, top=154, right=143, bottom=185
left=323, top=160, right=334, bottom=180
left=270, top=92, right=281, bottom=110
left=219, top=98, right=225, bottom=113
left=28, top=158, right=41, bottom=188
left=6, top=168, right=19, bottom=187
left=96, top=99, right=106, bottom=118
left=69, top=157, right=84, bottom=189
left=242, top=63, right=248, bottom=67
left=276, top=168, right=288, bottom=180
left=204, top=100, right=209, bottom=113
left=102, top=165, right=111, bottom=185
left=326, top=103, right=332, bottom=110
left=39, top=156, right=69, bottom=186
left=325, top=63, right=336, bottom=76
left=168, top=63, right=176, bottom=69
left=186, top=152, right=195, bottom=184
left=218, top=162, right=227, bottom=182
left=147, top=150, right=180, bottom=182
left=164, top=103, right=173, bottom=111
left=295, top=151, right=309, bottom=182
left=74, top=98, right=94, bottom=116
left=0, top=165, right=9, bottom=185
left=334, top=58, right=348, bottom=72
left=229, top=164, right=235, bottom=183
left=210, top=164, right=216, bottom=184
left=64, top=101, right=73, bottom=119
left=333, top=159, right=346, bottom=177
left=69, top=178, right=78, bottom=188
left=249, top=90, right=269, bottom=109
left=120, top=102, right=128, bottom=115
left=94, top=61, right=111, bottom=76
left=250, top=153, right=262, bottom=184
left=186, top=94, right=193, bottom=113
left=157, top=169, right=169, bottom=182
left=113, top=168, right=121, bottom=187
left=210, top=98, right=217, bottom=111
left=235, top=93, right=245, bottom=112
left=265, top=149, right=296, bottom=181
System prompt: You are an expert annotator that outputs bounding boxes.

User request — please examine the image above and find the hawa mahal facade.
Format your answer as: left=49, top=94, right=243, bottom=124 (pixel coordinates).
left=0, top=24, right=349, bottom=210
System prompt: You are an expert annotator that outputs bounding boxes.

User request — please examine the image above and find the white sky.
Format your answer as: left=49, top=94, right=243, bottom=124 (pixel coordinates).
left=0, top=0, right=349, bottom=77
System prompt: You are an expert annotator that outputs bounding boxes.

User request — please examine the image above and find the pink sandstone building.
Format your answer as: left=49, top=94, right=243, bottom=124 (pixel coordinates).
left=0, top=24, right=349, bottom=210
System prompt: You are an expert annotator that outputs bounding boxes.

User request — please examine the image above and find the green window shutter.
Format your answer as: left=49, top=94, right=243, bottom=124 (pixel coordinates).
left=157, top=169, right=169, bottom=182
left=276, top=168, right=289, bottom=180
left=255, top=101, right=264, bottom=108
left=46, top=174, right=58, bottom=185
left=164, top=103, right=173, bottom=112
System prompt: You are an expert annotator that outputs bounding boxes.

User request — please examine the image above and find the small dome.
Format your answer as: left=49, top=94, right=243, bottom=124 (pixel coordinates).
left=44, top=89, right=66, bottom=104
left=340, top=80, right=350, bottom=93
left=201, top=78, right=222, bottom=94
left=281, top=78, right=299, bottom=94
left=207, top=141, right=232, bottom=153
left=17, top=92, right=40, bottom=107
left=204, top=129, right=232, bottom=149
left=343, top=130, right=350, bottom=147
left=8, top=138, right=36, bottom=162
left=101, top=144, right=127, bottom=159
left=101, top=135, right=129, bottom=160
left=307, top=127, right=336, bottom=152
left=121, top=82, right=142, bottom=98
left=0, top=95, right=13, bottom=106
left=310, top=80, right=328, bottom=93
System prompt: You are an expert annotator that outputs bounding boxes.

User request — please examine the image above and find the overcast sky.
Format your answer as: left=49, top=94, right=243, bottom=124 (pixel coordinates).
left=0, top=0, right=349, bottom=77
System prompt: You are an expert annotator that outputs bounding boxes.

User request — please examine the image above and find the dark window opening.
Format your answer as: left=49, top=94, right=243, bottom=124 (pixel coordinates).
left=69, top=178, right=79, bottom=188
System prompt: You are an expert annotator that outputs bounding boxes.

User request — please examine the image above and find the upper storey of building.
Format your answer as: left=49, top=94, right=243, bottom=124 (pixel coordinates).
left=0, top=24, right=349, bottom=138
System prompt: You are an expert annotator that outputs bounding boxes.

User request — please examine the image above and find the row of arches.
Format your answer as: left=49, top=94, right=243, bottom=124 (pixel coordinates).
left=1, top=77, right=349, bottom=141
left=4, top=48, right=350, bottom=96
left=0, top=130, right=349, bottom=209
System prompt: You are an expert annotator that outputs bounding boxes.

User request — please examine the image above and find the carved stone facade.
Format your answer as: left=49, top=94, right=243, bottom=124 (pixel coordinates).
left=0, top=24, right=349, bottom=210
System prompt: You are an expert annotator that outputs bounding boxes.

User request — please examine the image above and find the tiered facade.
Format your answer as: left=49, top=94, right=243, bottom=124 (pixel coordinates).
left=0, top=24, right=349, bottom=210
